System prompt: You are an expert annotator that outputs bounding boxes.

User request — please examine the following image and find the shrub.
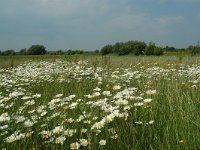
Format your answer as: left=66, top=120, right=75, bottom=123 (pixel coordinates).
left=27, top=45, right=46, bottom=55
left=101, top=45, right=113, bottom=55
left=154, top=47, right=164, bottom=56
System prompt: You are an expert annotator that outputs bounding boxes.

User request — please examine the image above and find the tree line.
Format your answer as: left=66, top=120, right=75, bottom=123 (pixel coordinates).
left=0, top=41, right=200, bottom=56
left=100, top=41, right=200, bottom=56
left=0, top=45, right=46, bottom=56
left=101, top=41, right=163, bottom=56
left=0, top=45, right=84, bottom=56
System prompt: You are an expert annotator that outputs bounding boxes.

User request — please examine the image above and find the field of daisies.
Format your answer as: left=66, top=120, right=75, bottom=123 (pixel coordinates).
left=0, top=55, right=200, bottom=150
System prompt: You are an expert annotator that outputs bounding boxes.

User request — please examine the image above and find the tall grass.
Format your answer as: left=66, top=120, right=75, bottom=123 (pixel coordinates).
left=0, top=54, right=199, bottom=149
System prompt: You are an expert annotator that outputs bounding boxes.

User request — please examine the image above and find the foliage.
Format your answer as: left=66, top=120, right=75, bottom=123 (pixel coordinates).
left=101, top=41, right=163, bottom=56
left=47, top=50, right=84, bottom=55
left=154, top=47, right=164, bottom=56
left=66, top=50, right=84, bottom=55
left=118, top=45, right=130, bottom=55
left=188, top=45, right=200, bottom=56
left=165, top=46, right=177, bottom=51
left=132, top=41, right=146, bottom=55
left=56, top=50, right=65, bottom=55
left=27, top=45, right=47, bottom=55
left=19, top=48, right=27, bottom=55
left=95, top=49, right=99, bottom=53
left=101, top=45, right=113, bottom=55
left=0, top=41, right=199, bottom=56
left=1, top=49, right=16, bottom=56
left=145, top=42, right=156, bottom=55
left=112, top=42, right=123, bottom=53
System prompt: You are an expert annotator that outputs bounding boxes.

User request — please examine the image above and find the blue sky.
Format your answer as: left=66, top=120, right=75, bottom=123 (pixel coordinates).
left=0, top=0, right=200, bottom=51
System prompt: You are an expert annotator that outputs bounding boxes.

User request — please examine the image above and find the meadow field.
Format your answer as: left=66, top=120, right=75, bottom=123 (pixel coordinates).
left=0, top=54, right=200, bottom=150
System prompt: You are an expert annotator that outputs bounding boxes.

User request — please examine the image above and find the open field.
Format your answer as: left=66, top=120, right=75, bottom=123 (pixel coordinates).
left=0, top=55, right=200, bottom=150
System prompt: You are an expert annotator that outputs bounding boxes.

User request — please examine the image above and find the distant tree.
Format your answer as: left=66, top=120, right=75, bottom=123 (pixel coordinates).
left=133, top=41, right=146, bottom=55
left=101, top=45, right=113, bottom=55
left=67, top=49, right=72, bottom=55
left=27, top=45, right=46, bottom=55
left=118, top=45, right=130, bottom=55
left=95, top=49, right=99, bottom=53
left=75, top=50, right=84, bottom=54
left=113, top=42, right=123, bottom=53
left=99, top=40, right=165, bottom=56
left=165, top=46, right=177, bottom=52
left=19, top=48, right=27, bottom=55
left=145, top=42, right=156, bottom=55
left=3, top=49, right=16, bottom=56
left=55, top=50, right=64, bottom=55
left=179, top=48, right=186, bottom=52
left=187, top=45, right=194, bottom=51
left=191, top=47, right=197, bottom=56
left=197, top=47, right=200, bottom=54
left=154, top=47, right=164, bottom=56
left=67, top=49, right=76, bottom=55
left=189, top=46, right=200, bottom=56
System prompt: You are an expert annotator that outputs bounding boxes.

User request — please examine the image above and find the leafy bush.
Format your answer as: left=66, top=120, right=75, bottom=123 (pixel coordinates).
left=27, top=45, right=46, bottom=55
left=118, top=45, right=130, bottom=55
left=154, top=47, right=164, bottom=56
left=101, top=45, right=113, bottom=55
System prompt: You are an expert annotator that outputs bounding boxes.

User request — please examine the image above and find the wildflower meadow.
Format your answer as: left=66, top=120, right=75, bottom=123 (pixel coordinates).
left=0, top=55, right=200, bottom=150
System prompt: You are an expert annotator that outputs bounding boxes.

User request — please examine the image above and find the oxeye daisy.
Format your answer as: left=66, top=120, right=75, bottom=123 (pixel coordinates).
left=70, top=142, right=80, bottom=149
left=80, top=139, right=89, bottom=146
left=99, top=140, right=106, bottom=146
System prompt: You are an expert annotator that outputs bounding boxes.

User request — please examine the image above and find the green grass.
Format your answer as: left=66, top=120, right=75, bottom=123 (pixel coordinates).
left=0, top=54, right=200, bottom=149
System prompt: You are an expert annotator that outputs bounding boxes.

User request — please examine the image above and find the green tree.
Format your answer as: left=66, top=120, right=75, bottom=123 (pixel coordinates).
left=19, top=48, right=27, bottom=55
left=95, top=50, right=99, bottom=53
left=101, top=45, right=113, bottom=55
left=56, top=50, right=64, bottom=55
left=3, top=49, right=16, bottom=56
left=118, top=45, right=130, bottom=55
left=67, top=49, right=76, bottom=55
left=154, top=47, right=164, bottom=56
left=191, top=46, right=200, bottom=56
left=133, top=41, right=146, bottom=55
left=75, top=50, right=84, bottom=54
left=113, top=42, right=123, bottom=53
left=165, top=46, right=177, bottom=52
left=145, top=42, right=156, bottom=55
left=27, top=45, right=46, bottom=55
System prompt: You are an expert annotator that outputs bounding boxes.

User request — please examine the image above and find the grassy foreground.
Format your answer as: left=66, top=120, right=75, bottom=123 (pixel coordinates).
left=0, top=55, right=200, bottom=150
